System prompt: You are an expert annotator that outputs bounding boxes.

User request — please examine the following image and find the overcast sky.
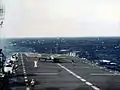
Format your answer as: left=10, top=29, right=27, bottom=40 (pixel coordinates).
left=1, top=0, right=120, bottom=38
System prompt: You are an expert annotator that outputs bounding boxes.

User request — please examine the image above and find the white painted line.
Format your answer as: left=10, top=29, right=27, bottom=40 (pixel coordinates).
left=82, top=67, right=90, bottom=68
left=57, top=63, right=100, bottom=90
left=90, top=73, right=120, bottom=76
left=25, top=79, right=28, bottom=82
left=24, top=76, right=27, bottom=79
left=35, top=73, right=58, bottom=75
left=21, top=53, right=29, bottom=86
left=24, top=72, right=26, bottom=74
left=26, top=87, right=30, bottom=90
left=85, top=82, right=93, bottom=86
left=23, top=69, right=25, bottom=71
left=75, top=75, right=82, bottom=79
left=91, top=86, right=100, bottom=90
left=81, top=78, right=86, bottom=82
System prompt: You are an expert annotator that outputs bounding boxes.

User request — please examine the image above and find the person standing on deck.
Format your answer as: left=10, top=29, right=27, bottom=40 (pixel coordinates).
left=72, top=60, right=75, bottom=66
left=34, top=60, right=38, bottom=68
left=30, top=79, right=35, bottom=90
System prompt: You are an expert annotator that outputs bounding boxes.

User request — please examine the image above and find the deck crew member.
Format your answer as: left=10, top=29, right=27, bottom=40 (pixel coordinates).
left=34, top=60, right=38, bottom=67
left=30, top=79, right=35, bottom=90
left=72, top=60, right=75, bottom=66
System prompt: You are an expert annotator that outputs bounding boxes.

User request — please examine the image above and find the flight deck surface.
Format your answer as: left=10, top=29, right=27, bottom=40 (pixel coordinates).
left=9, top=53, right=120, bottom=90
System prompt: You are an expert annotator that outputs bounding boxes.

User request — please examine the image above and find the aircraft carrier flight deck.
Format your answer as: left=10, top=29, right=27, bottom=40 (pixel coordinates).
left=5, top=52, right=120, bottom=90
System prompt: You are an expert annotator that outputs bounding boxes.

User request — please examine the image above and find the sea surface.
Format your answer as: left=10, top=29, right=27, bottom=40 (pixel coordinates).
left=1, top=37, right=120, bottom=71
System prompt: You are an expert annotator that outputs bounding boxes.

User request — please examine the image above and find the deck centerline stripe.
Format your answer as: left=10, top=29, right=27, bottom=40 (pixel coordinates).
left=57, top=63, right=100, bottom=90
left=20, top=53, right=29, bottom=86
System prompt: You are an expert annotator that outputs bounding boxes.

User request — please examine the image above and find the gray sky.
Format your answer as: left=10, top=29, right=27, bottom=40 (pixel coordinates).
left=1, top=0, right=120, bottom=38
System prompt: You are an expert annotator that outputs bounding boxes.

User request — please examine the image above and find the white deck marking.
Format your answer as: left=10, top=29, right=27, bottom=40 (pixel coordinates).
left=90, top=73, right=120, bottom=76
left=20, top=53, right=29, bottom=86
left=25, top=79, right=28, bottom=82
left=34, top=73, right=58, bottom=75
left=81, top=78, right=86, bottom=82
left=57, top=63, right=100, bottom=90
left=85, top=82, right=93, bottom=86
left=91, top=86, right=100, bottom=90
left=24, top=76, right=27, bottom=79
left=26, top=87, right=30, bottom=90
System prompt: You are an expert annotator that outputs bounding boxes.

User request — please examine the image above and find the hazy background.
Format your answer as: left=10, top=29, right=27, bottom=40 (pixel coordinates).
left=1, top=0, right=120, bottom=38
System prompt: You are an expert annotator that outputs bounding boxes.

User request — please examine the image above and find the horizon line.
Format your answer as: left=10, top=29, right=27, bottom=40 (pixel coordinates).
left=1, top=36, right=120, bottom=39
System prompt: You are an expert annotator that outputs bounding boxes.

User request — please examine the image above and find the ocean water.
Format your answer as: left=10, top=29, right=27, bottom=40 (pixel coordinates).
left=2, top=37, right=120, bottom=70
